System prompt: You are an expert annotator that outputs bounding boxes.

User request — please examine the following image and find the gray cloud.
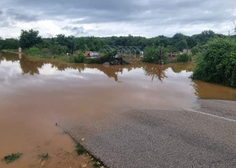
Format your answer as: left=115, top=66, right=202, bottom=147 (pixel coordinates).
left=62, top=26, right=86, bottom=35
left=6, top=10, right=39, bottom=22
left=0, top=0, right=236, bottom=37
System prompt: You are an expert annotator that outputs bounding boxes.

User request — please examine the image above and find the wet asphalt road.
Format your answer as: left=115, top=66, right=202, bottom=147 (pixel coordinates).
left=63, top=100, right=236, bottom=168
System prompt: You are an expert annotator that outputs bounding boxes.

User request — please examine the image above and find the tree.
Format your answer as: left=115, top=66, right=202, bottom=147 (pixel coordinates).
left=0, top=38, right=19, bottom=49
left=191, top=46, right=199, bottom=55
left=55, top=34, right=74, bottom=53
left=19, top=29, right=42, bottom=49
left=192, top=38, right=236, bottom=88
left=0, top=37, right=3, bottom=50
left=143, top=46, right=167, bottom=63
left=186, top=37, right=197, bottom=48
left=178, top=40, right=188, bottom=51
left=195, top=30, right=216, bottom=45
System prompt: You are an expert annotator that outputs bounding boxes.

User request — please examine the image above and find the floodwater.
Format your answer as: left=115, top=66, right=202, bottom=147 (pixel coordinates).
left=0, top=52, right=236, bottom=168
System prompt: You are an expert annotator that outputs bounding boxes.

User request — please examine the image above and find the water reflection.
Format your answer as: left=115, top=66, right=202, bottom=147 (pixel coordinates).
left=1, top=52, right=236, bottom=101
left=0, top=53, right=191, bottom=82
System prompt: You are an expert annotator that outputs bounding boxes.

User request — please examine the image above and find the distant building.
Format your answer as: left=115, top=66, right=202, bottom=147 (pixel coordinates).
left=168, top=53, right=178, bottom=57
left=84, top=51, right=99, bottom=57
left=90, top=52, right=99, bottom=57
left=182, top=49, right=192, bottom=54
left=84, top=51, right=91, bottom=56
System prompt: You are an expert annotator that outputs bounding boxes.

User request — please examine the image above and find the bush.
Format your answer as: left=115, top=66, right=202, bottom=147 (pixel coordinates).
left=192, top=38, right=236, bottom=88
left=143, top=46, right=166, bottom=63
left=27, top=47, right=41, bottom=55
left=191, top=46, right=199, bottom=55
left=50, top=44, right=68, bottom=55
left=72, top=54, right=86, bottom=63
left=177, top=53, right=191, bottom=62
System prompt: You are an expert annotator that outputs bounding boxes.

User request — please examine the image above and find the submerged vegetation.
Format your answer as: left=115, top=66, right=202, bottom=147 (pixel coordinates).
left=76, top=145, right=87, bottom=155
left=2, top=153, right=22, bottom=163
left=38, top=153, right=49, bottom=160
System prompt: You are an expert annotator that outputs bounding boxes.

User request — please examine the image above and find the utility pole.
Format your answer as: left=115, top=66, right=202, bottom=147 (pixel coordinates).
left=158, top=47, right=164, bottom=65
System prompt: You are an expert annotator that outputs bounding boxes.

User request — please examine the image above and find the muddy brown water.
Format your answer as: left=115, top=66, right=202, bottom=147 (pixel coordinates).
left=0, top=52, right=236, bottom=168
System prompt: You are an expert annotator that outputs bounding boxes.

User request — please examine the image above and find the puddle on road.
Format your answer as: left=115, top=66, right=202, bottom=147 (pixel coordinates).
left=0, top=52, right=236, bottom=168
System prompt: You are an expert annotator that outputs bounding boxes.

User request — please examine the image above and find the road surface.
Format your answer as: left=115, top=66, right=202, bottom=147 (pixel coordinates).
left=62, top=100, right=236, bottom=168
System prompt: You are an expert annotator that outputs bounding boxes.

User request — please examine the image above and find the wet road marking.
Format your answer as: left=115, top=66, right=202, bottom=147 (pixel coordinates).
left=184, top=108, right=236, bottom=123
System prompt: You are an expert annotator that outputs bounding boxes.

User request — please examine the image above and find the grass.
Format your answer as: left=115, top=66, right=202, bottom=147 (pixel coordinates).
left=76, top=145, right=87, bottom=155
left=2, top=153, right=22, bottom=164
left=74, top=145, right=105, bottom=168
left=38, top=153, right=49, bottom=160
left=92, top=161, right=101, bottom=167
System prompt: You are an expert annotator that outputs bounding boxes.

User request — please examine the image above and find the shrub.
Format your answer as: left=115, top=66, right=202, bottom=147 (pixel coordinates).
left=143, top=46, right=166, bottom=63
left=177, top=53, right=191, bottom=62
left=27, top=47, right=41, bottom=55
left=192, top=38, right=236, bottom=88
left=50, top=44, right=68, bottom=55
left=192, top=46, right=199, bottom=55
left=72, top=54, right=86, bottom=63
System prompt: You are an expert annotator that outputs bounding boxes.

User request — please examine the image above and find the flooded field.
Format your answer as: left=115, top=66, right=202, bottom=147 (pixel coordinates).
left=0, top=52, right=236, bottom=168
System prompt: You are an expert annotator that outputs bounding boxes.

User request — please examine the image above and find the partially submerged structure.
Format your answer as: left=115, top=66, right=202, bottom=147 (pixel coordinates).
left=84, top=51, right=100, bottom=58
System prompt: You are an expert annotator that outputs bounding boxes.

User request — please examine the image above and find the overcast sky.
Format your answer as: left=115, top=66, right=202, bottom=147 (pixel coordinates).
left=0, top=0, right=236, bottom=38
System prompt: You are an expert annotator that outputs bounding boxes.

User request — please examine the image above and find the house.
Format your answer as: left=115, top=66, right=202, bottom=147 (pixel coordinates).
left=84, top=51, right=91, bottom=57
left=168, top=53, right=177, bottom=57
left=89, top=52, right=99, bottom=57
left=182, top=49, right=192, bottom=54
left=84, top=51, right=99, bottom=57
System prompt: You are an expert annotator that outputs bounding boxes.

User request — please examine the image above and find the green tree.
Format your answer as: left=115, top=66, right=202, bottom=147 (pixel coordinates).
left=19, top=29, right=42, bottom=49
left=191, top=46, right=199, bottom=55
left=192, top=38, right=236, bottom=88
left=186, top=37, right=197, bottom=48
left=143, top=46, right=166, bottom=63
left=178, top=40, right=188, bottom=51
left=55, top=34, right=74, bottom=53
left=0, top=38, right=19, bottom=49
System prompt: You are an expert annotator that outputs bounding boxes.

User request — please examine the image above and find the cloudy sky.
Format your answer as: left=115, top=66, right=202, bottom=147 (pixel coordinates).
left=0, top=0, right=236, bottom=38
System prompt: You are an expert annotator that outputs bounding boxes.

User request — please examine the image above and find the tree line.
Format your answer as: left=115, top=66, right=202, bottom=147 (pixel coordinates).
left=0, top=29, right=227, bottom=55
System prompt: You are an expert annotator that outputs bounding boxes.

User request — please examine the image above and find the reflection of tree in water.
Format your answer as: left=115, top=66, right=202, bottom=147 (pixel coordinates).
left=0, top=52, right=19, bottom=63
left=0, top=52, right=192, bottom=82
left=170, top=63, right=194, bottom=73
left=142, top=64, right=168, bottom=82
left=20, top=56, right=44, bottom=75
left=0, top=55, right=4, bottom=64
left=93, top=65, right=123, bottom=82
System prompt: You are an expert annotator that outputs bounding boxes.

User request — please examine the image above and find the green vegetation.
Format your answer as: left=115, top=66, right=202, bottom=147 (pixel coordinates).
left=38, top=153, right=49, bottom=160
left=19, top=29, right=42, bottom=49
left=2, top=153, right=22, bottom=163
left=76, top=145, right=87, bottom=155
left=0, top=29, right=232, bottom=65
left=192, top=38, right=236, bottom=88
left=177, top=53, right=192, bottom=62
left=92, top=161, right=101, bottom=167
left=142, top=46, right=165, bottom=63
